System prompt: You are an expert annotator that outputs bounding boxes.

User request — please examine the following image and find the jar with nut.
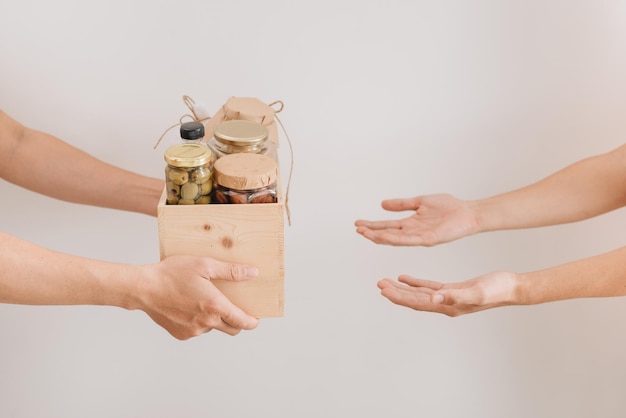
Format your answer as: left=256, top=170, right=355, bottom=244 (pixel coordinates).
left=208, top=119, right=277, bottom=162
left=213, top=153, right=278, bottom=204
left=164, top=143, right=215, bottom=205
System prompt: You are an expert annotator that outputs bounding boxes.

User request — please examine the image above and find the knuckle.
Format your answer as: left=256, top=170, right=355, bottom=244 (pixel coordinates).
left=229, top=264, right=246, bottom=281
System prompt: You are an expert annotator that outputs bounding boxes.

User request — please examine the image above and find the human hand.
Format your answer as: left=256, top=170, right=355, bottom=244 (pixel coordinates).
left=355, top=194, right=480, bottom=246
left=136, top=255, right=260, bottom=340
left=377, top=271, right=519, bottom=316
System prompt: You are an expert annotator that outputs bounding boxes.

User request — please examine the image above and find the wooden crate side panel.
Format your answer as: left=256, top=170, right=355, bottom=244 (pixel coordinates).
left=157, top=193, right=284, bottom=317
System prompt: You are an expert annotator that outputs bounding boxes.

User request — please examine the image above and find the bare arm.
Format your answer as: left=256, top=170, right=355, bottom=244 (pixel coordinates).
left=0, top=109, right=163, bottom=216
left=0, top=111, right=260, bottom=339
left=356, top=143, right=626, bottom=246
left=0, top=231, right=259, bottom=339
left=475, top=143, right=626, bottom=232
left=516, top=246, right=626, bottom=305
left=377, top=246, right=626, bottom=316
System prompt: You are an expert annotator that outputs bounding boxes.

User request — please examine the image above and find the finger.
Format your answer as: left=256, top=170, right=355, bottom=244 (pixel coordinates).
left=354, top=219, right=404, bottom=230
left=381, top=286, right=462, bottom=316
left=377, top=278, right=413, bottom=291
left=198, top=284, right=259, bottom=333
left=381, top=196, right=423, bottom=212
left=357, top=227, right=427, bottom=246
left=433, top=287, right=482, bottom=306
left=206, top=259, right=259, bottom=282
left=397, top=275, right=445, bottom=290
left=219, top=302, right=260, bottom=331
left=380, top=285, right=435, bottom=310
left=213, top=320, right=242, bottom=336
left=377, top=278, right=398, bottom=290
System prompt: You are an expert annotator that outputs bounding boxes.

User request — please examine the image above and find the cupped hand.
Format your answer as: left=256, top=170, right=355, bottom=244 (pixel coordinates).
left=377, top=270, right=519, bottom=316
left=355, top=194, right=480, bottom=246
left=138, top=255, right=260, bottom=340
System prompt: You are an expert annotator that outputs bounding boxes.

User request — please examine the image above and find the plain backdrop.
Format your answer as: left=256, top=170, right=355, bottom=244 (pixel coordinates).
left=1, top=1, right=626, bottom=417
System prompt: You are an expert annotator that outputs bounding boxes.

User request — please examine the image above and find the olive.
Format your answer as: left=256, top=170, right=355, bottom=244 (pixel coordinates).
left=198, top=181, right=212, bottom=196
left=181, top=182, right=199, bottom=201
left=167, top=168, right=189, bottom=186
left=195, top=195, right=211, bottom=204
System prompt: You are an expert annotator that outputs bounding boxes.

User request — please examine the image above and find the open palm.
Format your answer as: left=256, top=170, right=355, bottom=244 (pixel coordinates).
left=355, top=194, right=480, bottom=246
left=377, top=270, right=519, bottom=316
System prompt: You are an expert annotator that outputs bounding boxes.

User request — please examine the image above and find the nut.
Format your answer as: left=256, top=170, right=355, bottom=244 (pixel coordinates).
left=229, top=191, right=249, bottom=204
left=249, top=192, right=277, bottom=204
left=214, top=189, right=230, bottom=204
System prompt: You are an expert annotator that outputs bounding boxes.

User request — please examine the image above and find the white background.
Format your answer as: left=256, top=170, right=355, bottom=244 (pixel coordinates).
left=1, top=1, right=626, bottom=417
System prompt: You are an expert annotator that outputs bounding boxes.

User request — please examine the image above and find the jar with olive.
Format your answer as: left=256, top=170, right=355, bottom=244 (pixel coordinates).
left=213, top=153, right=278, bottom=204
left=164, top=143, right=215, bottom=205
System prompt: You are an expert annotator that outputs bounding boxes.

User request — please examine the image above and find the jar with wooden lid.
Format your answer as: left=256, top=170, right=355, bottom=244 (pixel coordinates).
left=208, top=119, right=277, bottom=162
left=164, top=143, right=215, bottom=205
left=213, top=153, right=278, bottom=204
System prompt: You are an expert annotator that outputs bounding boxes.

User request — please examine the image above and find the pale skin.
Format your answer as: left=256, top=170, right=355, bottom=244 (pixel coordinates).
left=355, top=143, right=626, bottom=316
left=0, top=109, right=259, bottom=339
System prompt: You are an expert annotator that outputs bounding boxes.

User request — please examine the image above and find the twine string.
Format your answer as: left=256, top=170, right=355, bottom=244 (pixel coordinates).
left=153, top=96, right=211, bottom=149
left=275, top=112, right=293, bottom=226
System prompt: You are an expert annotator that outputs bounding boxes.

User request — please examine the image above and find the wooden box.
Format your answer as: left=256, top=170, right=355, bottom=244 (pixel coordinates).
left=157, top=185, right=285, bottom=318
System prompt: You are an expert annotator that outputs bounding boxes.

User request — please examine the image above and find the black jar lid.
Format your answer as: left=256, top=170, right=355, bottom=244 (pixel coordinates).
left=180, top=121, right=205, bottom=140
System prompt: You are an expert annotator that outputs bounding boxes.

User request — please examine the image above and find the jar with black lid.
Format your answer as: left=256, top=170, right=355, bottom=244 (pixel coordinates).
left=180, top=121, right=207, bottom=145
left=164, top=143, right=215, bottom=205
left=213, top=153, right=278, bottom=204
left=208, top=119, right=277, bottom=162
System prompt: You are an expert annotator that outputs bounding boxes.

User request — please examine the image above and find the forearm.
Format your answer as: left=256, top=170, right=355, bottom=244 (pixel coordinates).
left=0, top=110, right=163, bottom=216
left=473, top=144, right=626, bottom=232
left=0, top=231, right=143, bottom=309
left=516, top=246, right=626, bottom=305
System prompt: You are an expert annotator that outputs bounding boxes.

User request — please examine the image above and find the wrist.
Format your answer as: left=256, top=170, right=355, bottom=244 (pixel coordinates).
left=513, top=271, right=532, bottom=305
left=94, top=263, right=147, bottom=311
left=467, top=199, right=492, bottom=234
left=120, top=265, right=151, bottom=311
left=125, top=177, right=163, bottom=217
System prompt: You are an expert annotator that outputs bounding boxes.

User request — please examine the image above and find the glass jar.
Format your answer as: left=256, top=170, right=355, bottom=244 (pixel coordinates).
left=213, top=153, right=278, bottom=204
left=180, top=121, right=206, bottom=145
left=164, top=143, right=215, bottom=205
left=208, top=119, right=277, bottom=162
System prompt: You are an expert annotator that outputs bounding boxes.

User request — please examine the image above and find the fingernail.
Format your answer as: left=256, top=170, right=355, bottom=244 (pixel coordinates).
left=245, top=266, right=259, bottom=278
left=432, top=294, right=444, bottom=304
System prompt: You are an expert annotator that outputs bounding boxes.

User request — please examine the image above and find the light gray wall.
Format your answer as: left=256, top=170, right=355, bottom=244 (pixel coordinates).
left=1, top=1, right=626, bottom=417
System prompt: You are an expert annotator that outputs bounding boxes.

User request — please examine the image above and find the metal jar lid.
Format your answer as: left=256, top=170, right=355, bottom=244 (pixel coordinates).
left=164, top=143, right=213, bottom=168
left=213, top=120, right=269, bottom=147
left=214, top=153, right=278, bottom=190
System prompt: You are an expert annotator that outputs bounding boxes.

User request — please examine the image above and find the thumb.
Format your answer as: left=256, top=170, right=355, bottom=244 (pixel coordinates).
left=432, top=288, right=480, bottom=306
left=382, top=196, right=422, bottom=212
left=208, top=260, right=259, bottom=282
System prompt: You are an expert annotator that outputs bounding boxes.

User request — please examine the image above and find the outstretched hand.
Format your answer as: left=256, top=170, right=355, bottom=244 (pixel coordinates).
left=377, top=271, right=519, bottom=316
left=355, top=194, right=480, bottom=246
